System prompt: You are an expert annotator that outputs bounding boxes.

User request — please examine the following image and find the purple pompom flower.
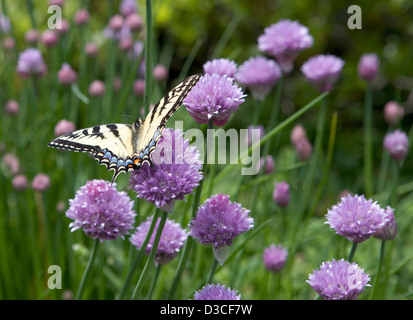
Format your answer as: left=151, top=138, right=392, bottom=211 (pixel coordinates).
left=258, top=19, right=313, bottom=73
left=326, top=194, right=387, bottom=243
left=32, top=173, right=51, bottom=192
left=203, top=58, right=238, bottom=77
left=301, top=54, right=345, bottom=92
left=263, top=244, right=288, bottom=272
left=383, top=129, right=409, bottom=162
left=374, top=206, right=397, bottom=241
left=194, top=283, right=241, bottom=300
left=189, top=194, right=254, bottom=249
left=184, top=73, right=246, bottom=126
left=16, top=48, right=47, bottom=78
left=130, top=216, right=187, bottom=265
left=273, top=181, right=290, bottom=208
left=384, top=101, right=404, bottom=126
left=129, top=128, right=203, bottom=211
left=58, top=63, right=77, bottom=85
left=0, top=12, right=11, bottom=34
left=307, top=259, right=371, bottom=300
left=358, top=53, right=379, bottom=82
left=66, top=179, right=136, bottom=241
left=235, top=56, right=282, bottom=101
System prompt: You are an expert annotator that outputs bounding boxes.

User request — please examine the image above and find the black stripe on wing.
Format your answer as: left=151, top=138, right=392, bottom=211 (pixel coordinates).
left=48, top=124, right=135, bottom=181
left=149, top=74, right=201, bottom=127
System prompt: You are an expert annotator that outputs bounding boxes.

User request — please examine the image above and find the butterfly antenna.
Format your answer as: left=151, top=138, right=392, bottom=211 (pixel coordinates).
left=118, top=112, right=135, bottom=119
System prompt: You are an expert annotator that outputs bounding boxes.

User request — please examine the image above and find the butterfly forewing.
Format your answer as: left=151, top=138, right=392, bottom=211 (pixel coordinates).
left=48, top=74, right=201, bottom=181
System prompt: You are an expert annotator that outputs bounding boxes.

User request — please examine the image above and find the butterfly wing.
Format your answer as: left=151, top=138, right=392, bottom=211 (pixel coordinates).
left=133, top=74, right=201, bottom=167
left=48, top=74, right=201, bottom=181
left=48, top=124, right=136, bottom=180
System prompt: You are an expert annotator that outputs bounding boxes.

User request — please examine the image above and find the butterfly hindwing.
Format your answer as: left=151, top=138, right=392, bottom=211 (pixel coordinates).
left=48, top=74, right=201, bottom=181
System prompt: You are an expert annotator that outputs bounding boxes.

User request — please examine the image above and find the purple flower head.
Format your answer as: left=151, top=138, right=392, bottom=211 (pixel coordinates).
left=194, top=283, right=241, bottom=300
left=58, top=63, right=77, bottom=85
left=235, top=56, right=281, bottom=100
left=130, top=216, right=187, bottom=265
left=384, top=101, right=404, bottom=126
left=17, top=48, right=47, bottom=78
left=54, top=119, right=75, bottom=136
left=66, top=179, right=136, bottom=241
left=256, top=155, right=275, bottom=175
left=189, top=194, right=254, bottom=248
left=358, top=53, right=379, bottom=82
left=258, top=19, right=313, bottom=73
left=119, top=0, right=138, bottom=17
left=326, top=194, right=387, bottom=243
left=5, top=99, right=19, bottom=115
left=301, top=54, right=345, bottom=92
left=12, top=174, right=28, bottom=191
left=203, top=58, right=238, bottom=77
left=307, top=259, right=371, bottom=300
left=184, top=73, right=246, bottom=126
left=273, top=181, right=290, bottom=208
left=129, top=128, right=203, bottom=211
left=374, top=206, right=397, bottom=241
left=263, top=244, right=288, bottom=272
left=383, top=129, right=409, bottom=162
left=0, top=13, right=11, bottom=34
left=2, top=153, right=20, bottom=175
left=32, top=173, right=51, bottom=192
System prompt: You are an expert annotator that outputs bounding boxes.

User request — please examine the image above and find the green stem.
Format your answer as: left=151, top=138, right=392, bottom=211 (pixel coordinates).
left=370, top=240, right=386, bottom=299
left=147, top=265, right=162, bottom=299
left=117, top=208, right=161, bottom=300
left=132, top=211, right=168, bottom=299
left=75, top=238, right=100, bottom=300
left=167, top=120, right=213, bottom=299
left=347, top=242, right=358, bottom=262
left=144, top=0, right=154, bottom=114
left=363, top=84, right=373, bottom=198
left=206, top=259, right=219, bottom=284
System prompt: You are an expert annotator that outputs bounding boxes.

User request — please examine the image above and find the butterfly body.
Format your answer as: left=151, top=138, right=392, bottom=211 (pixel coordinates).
left=48, top=74, right=201, bottom=181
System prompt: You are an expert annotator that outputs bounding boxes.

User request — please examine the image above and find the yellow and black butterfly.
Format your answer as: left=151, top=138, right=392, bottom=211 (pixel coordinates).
left=48, top=74, right=201, bottom=181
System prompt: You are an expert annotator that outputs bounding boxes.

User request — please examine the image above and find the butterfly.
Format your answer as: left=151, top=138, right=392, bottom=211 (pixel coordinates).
left=48, top=74, right=201, bottom=181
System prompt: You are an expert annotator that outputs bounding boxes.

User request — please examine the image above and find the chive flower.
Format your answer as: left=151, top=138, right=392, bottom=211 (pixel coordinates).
left=374, top=206, right=397, bottom=241
left=273, top=181, right=290, bottom=208
left=325, top=194, right=387, bottom=243
left=301, top=54, right=345, bottom=92
left=258, top=19, right=313, bottom=73
left=383, top=129, right=409, bottom=162
left=129, top=128, right=203, bottom=211
left=358, top=53, right=379, bottom=82
left=130, top=216, right=187, bottom=265
left=263, top=244, right=288, bottom=272
left=307, top=259, right=371, bottom=300
left=189, top=194, right=254, bottom=248
left=66, top=179, right=136, bottom=241
left=203, top=58, right=238, bottom=77
left=194, top=283, right=241, bottom=300
left=383, top=101, right=404, bottom=126
left=184, top=73, right=246, bottom=126
left=235, top=56, right=281, bottom=100
left=16, top=48, right=47, bottom=78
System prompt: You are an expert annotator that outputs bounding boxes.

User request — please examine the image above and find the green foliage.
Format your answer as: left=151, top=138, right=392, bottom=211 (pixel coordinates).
left=0, top=0, right=413, bottom=300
